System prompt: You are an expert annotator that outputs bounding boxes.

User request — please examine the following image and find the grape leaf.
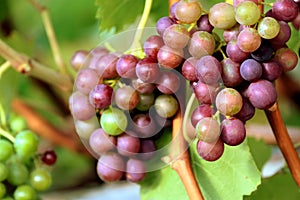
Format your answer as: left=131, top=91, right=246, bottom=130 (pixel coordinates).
left=247, top=137, right=272, bottom=170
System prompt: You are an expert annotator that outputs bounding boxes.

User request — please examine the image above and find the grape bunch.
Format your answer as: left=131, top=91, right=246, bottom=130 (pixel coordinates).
left=0, top=113, right=56, bottom=200
left=69, top=0, right=299, bottom=183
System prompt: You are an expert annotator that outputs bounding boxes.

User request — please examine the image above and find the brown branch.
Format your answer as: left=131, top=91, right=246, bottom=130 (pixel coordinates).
left=264, top=102, right=300, bottom=187
left=0, top=38, right=72, bottom=91
left=11, top=98, right=89, bottom=155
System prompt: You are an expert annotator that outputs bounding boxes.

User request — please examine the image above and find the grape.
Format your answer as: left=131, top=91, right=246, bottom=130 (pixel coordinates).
left=126, top=158, right=146, bottom=182
left=0, top=163, right=8, bottom=182
left=117, top=133, right=140, bottom=157
left=96, top=152, right=125, bottom=182
left=240, top=59, right=263, bottom=82
left=220, top=117, right=246, bottom=146
left=237, top=27, right=261, bottom=52
left=14, top=130, right=39, bottom=159
left=154, top=94, right=179, bottom=118
left=41, top=150, right=57, bottom=165
left=143, top=35, right=164, bottom=59
left=89, top=128, right=116, bottom=156
left=75, top=68, right=99, bottom=95
left=192, top=81, right=217, bottom=104
left=0, top=183, right=6, bottom=199
left=136, top=57, right=160, bottom=83
left=274, top=47, right=298, bottom=72
left=75, top=116, right=99, bottom=140
left=195, top=55, right=222, bottom=85
left=235, top=1, right=261, bottom=25
left=13, top=185, right=36, bottom=200
left=157, top=45, right=184, bottom=69
left=272, top=0, right=299, bottom=22
left=251, top=40, right=274, bottom=62
left=245, top=80, right=277, bottom=109
left=270, top=21, right=291, bottom=47
left=163, top=24, right=190, bottom=49
left=92, top=53, right=119, bottom=79
left=197, top=139, right=224, bottom=162
left=191, top=104, right=214, bottom=128
left=174, top=0, right=202, bottom=24
left=197, top=14, right=214, bottom=33
left=262, top=60, right=282, bottom=81
left=156, top=17, right=177, bottom=37
left=221, top=58, right=243, bottom=87
left=234, top=0, right=259, bottom=7
left=136, top=93, right=155, bottom=111
left=100, top=107, right=128, bottom=136
left=233, top=97, right=255, bottom=122
left=226, top=40, right=250, bottom=63
left=89, top=84, right=113, bottom=109
left=223, top=24, right=240, bottom=43
left=69, top=91, right=95, bottom=121
left=188, top=31, right=215, bottom=59
left=70, top=50, right=89, bottom=71
left=9, top=114, right=27, bottom=133
left=257, top=17, right=280, bottom=39
left=30, top=168, right=52, bottom=191
left=131, top=78, right=156, bottom=94
left=215, top=88, right=243, bottom=116
left=131, top=113, right=158, bottom=138
left=115, top=85, right=140, bottom=110
left=90, top=46, right=109, bottom=57
left=0, top=139, right=13, bottom=162
left=195, top=117, right=220, bottom=143
left=156, top=70, right=180, bottom=94
left=138, top=139, right=156, bottom=160
left=116, top=54, right=138, bottom=78
left=170, top=1, right=178, bottom=20
left=7, top=163, right=29, bottom=186
left=209, top=3, right=236, bottom=29
left=182, top=57, right=198, bottom=82
left=292, top=12, right=300, bottom=30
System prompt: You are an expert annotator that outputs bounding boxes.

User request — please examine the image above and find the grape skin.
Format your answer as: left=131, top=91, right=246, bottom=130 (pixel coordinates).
left=215, top=88, right=243, bottom=116
left=240, top=59, right=263, bottom=82
left=221, top=117, right=246, bottom=146
left=69, top=91, right=95, bottom=121
left=235, top=1, right=261, bottom=26
left=163, top=24, right=190, bottom=49
left=115, top=85, right=140, bottom=110
left=209, top=2, right=237, bottom=29
left=257, top=17, right=280, bottom=39
left=126, top=159, right=146, bottom=182
left=89, top=128, right=116, bottom=156
left=197, top=139, right=224, bottom=162
left=175, top=0, right=202, bottom=24
left=195, top=117, right=220, bottom=143
left=237, top=27, right=262, bottom=53
left=189, top=31, right=215, bottom=59
left=75, top=68, right=99, bottom=95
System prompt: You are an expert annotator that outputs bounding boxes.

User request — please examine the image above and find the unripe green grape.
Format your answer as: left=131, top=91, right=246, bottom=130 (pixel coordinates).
left=0, top=183, right=6, bottom=198
left=0, top=163, right=8, bottom=182
left=235, top=1, right=261, bottom=25
left=0, top=139, right=14, bottom=162
left=258, top=17, right=280, bottom=39
left=209, top=2, right=236, bottom=29
left=14, top=130, right=39, bottom=159
left=7, top=163, right=29, bottom=186
left=30, top=168, right=52, bottom=191
left=13, top=185, right=36, bottom=200
left=154, top=94, right=179, bottom=118
left=9, top=114, right=27, bottom=133
left=100, top=107, right=128, bottom=136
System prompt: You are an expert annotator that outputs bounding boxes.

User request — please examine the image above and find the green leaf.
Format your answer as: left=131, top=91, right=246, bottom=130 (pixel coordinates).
left=247, top=137, right=272, bottom=170
left=140, top=167, right=188, bottom=200
left=96, top=0, right=144, bottom=32
left=190, top=139, right=261, bottom=200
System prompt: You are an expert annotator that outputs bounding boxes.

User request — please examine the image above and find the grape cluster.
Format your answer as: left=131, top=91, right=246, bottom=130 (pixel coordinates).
left=69, top=0, right=299, bottom=183
left=0, top=114, right=55, bottom=200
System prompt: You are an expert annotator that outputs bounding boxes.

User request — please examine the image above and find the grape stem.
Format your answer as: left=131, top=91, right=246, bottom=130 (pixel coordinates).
left=0, top=61, right=11, bottom=78
left=127, top=0, right=153, bottom=57
left=265, top=102, right=300, bottom=187
left=0, top=128, right=15, bottom=142
left=0, top=38, right=73, bottom=91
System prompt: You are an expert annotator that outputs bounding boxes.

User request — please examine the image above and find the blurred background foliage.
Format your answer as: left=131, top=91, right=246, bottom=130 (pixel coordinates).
left=0, top=0, right=299, bottom=199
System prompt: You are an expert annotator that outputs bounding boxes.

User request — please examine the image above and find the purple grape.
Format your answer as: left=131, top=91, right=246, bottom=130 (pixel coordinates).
left=245, top=80, right=277, bottom=109
left=116, top=54, right=138, bottom=78
left=182, top=57, right=198, bottom=82
left=192, top=81, right=217, bottom=104
left=75, top=68, right=100, bottom=95
left=223, top=24, right=240, bottom=43
left=130, top=113, right=159, bottom=138
left=272, top=0, right=299, bottom=22
left=262, top=59, right=283, bottom=81
left=90, top=46, right=109, bottom=57
left=131, top=78, right=156, bottom=94
left=126, top=159, right=146, bottom=182
left=189, top=31, right=215, bottom=58
left=96, top=152, right=125, bottom=182
left=274, top=47, right=299, bottom=72
left=69, top=91, right=95, bottom=121
left=163, top=24, right=190, bottom=49
left=197, top=14, right=214, bottom=33
left=221, top=58, right=243, bottom=87
left=240, top=59, right=262, bottom=82
left=70, top=50, right=89, bottom=71
left=292, top=12, right=300, bottom=30
left=220, top=117, right=246, bottom=146
left=191, top=104, right=214, bottom=128
left=89, top=84, right=113, bottom=109
left=195, top=117, right=220, bottom=143
left=114, top=85, right=140, bottom=110
left=89, top=128, right=116, bottom=156
left=197, top=139, right=224, bottom=162
left=270, top=21, right=291, bottom=47
left=138, top=140, right=156, bottom=160
left=251, top=40, right=274, bottom=62
left=92, top=53, right=119, bottom=78
left=226, top=40, right=250, bottom=63
left=233, top=97, right=255, bottom=122
left=136, top=57, right=160, bottom=83
left=170, top=2, right=179, bottom=20
left=195, top=55, right=222, bottom=85
left=157, top=45, right=184, bottom=69
left=237, top=27, right=261, bottom=53
left=156, top=17, right=177, bottom=37
left=143, top=35, right=164, bottom=60
left=117, top=133, right=140, bottom=157
left=156, top=70, right=180, bottom=94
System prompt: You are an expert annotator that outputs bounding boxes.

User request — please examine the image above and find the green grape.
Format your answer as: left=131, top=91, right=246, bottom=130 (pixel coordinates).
left=136, top=93, right=155, bottom=111
left=235, top=1, right=261, bottom=26
left=0, top=163, right=8, bottom=182
left=154, top=94, right=179, bottom=118
left=13, top=185, right=36, bottom=200
left=0, top=183, right=6, bottom=199
left=0, top=139, right=13, bottom=162
left=100, top=107, right=128, bottom=136
left=7, top=163, right=29, bottom=186
left=257, top=17, right=280, bottom=39
left=209, top=2, right=236, bottom=29
left=9, top=114, right=27, bottom=133
left=30, top=168, right=52, bottom=191
left=14, top=130, right=39, bottom=159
